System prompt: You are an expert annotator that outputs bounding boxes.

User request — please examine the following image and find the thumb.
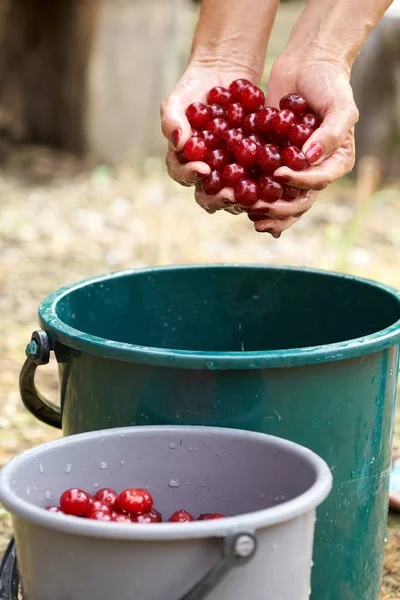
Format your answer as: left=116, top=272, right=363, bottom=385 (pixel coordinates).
left=303, top=100, right=359, bottom=166
left=160, top=92, right=193, bottom=152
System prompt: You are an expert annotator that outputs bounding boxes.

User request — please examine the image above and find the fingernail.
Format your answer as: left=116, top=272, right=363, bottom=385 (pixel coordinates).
left=255, top=226, right=273, bottom=233
left=170, top=128, right=181, bottom=150
left=223, top=198, right=235, bottom=206
left=272, top=233, right=281, bottom=239
left=194, top=171, right=207, bottom=179
left=306, top=143, right=323, bottom=164
left=274, top=175, right=290, bottom=184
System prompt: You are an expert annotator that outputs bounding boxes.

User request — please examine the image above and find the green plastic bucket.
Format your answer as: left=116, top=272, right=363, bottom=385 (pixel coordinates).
left=19, top=265, right=400, bottom=600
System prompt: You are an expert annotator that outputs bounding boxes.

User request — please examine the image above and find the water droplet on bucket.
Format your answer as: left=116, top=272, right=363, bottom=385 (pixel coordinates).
left=120, top=460, right=125, bottom=466
left=99, top=462, right=108, bottom=470
left=280, top=495, right=286, bottom=501
left=26, top=486, right=30, bottom=495
left=168, top=443, right=177, bottom=450
left=39, top=464, right=44, bottom=473
left=274, top=496, right=280, bottom=503
left=260, top=494, right=265, bottom=500
left=351, top=471, right=356, bottom=479
left=45, top=491, right=51, bottom=500
left=65, top=464, right=72, bottom=474
left=93, top=483, right=99, bottom=489
left=168, top=479, right=180, bottom=488
left=187, top=447, right=193, bottom=452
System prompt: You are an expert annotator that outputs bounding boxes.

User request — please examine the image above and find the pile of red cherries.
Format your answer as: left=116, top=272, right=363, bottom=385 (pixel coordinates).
left=178, top=79, right=320, bottom=217
left=46, top=487, right=224, bottom=523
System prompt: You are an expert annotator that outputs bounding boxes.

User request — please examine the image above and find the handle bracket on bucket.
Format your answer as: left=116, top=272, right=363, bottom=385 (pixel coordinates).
left=178, top=532, right=257, bottom=600
left=19, top=330, right=62, bottom=429
left=0, top=539, right=18, bottom=600
left=0, top=533, right=257, bottom=600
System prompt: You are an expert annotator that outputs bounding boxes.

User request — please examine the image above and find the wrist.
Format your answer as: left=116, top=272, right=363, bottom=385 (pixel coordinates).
left=278, top=47, right=352, bottom=78
left=188, top=50, right=263, bottom=85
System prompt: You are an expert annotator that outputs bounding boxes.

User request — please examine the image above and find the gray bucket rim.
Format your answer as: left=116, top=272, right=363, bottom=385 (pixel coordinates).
left=0, top=425, right=332, bottom=542
left=38, top=264, right=400, bottom=370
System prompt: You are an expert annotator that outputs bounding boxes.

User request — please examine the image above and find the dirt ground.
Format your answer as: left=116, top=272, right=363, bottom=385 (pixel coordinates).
left=0, top=0, right=399, bottom=595
left=0, top=145, right=399, bottom=597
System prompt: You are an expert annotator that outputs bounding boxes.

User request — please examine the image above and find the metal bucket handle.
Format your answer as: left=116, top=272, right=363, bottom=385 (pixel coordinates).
left=0, top=533, right=257, bottom=600
left=19, top=330, right=62, bottom=429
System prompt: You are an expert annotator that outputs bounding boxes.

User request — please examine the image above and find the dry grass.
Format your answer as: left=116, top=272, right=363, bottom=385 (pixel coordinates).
left=0, top=145, right=399, bottom=596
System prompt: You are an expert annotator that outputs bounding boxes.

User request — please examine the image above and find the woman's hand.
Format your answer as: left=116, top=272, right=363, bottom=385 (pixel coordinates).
left=266, top=57, right=358, bottom=191
left=249, top=57, right=358, bottom=235
left=161, top=63, right=257, bottom=214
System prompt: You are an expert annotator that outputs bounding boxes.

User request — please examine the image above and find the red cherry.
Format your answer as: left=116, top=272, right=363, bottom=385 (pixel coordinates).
left=241, top=85, right=265, bottom=112
left=202, top=130, right=223, bottom=150
left=272, top=110, right=297, bottom=136
left=248, top=134, right=266, bottom=146
left=234, top=138, right=259, bottom=167
left=201, top=171, right=225, bottom=195
left=289, top=124, right=313, bottom=147
left=46, top=506, right=64, bottom=514
left=89, top=510, right=113, bottom=521
left=169, top=510, right=195, bottom=523
left=279, top=94, right=307, bottom=116
left=183, top=137, right=208, bottom=162
left=273, top=133, right=291, bottom=148
left=258, top=144, right=282, bottom=172
left=229, top=78, right=252, bottom=102
left=176, top=151, right=188, bottom=165
left=247, top=211, right=269, bottom=222
left=84, top=501, right=112, bottom=517
left=282, top=185, right=300, bottom=201
left=149, top=508, right=163, bottom=522
left=223, top=128, right=244, bottom=152
left=118, top=488, right=153, bottom=516
left=60, top=488, right=90, bottom=516
left=197, top=513, right=225, bottom=520
left=242, top=113, right=258, bottom=136
left=222, top=163, right=248, bottom=187
left=297, top=113, right=320, bottom=130
left=206, top=118, right=229, bottom=139
left=208, top=104, right=227, bottom=120
left=94, top=488, right=119, bottom=511
left=282, top=146, right=307, bottom=171
left=255, top=107, right=278, bottom=134
left=207, top=149, right=231, bottom=171
left=234, top=179, right=258, bottom=207
left=112, top=514, right=133, bottom=523
left=207, top=86, right=231, bottom=106
left=227, top=103, right=246, bottom=128
left=258, top=175, right=283, bottom=202
left=134, top=508, right=162, bottom=524
left=186, top=103, right=210, bottom=129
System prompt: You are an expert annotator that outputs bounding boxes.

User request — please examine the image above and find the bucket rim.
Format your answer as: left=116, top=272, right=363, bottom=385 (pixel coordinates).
left=0, top=425, right=332, bottom=541
left=38, top=264, right=400, bottom=369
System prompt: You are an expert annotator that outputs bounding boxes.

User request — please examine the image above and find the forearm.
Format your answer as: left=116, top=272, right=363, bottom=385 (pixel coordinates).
left=281, top=0, right=393, bottom=73
left=189, top=0, right=280, bottom=82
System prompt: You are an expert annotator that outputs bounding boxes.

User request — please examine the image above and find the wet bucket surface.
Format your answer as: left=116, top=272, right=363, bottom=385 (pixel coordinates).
left=19, top=265, right=400, bottom=600
left=0, top=426, right=332, bottom=600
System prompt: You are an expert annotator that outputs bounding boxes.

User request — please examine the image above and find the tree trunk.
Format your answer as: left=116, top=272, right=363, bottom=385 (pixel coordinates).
left=0, top=0, right=188, bottom=163
left=351, top=11, right=400, bottom=180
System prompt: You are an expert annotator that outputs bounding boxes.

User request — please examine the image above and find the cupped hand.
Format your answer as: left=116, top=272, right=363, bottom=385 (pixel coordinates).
left=161, top=64, right=257, bottom=214
left=266, top=57, right=358, bottom=191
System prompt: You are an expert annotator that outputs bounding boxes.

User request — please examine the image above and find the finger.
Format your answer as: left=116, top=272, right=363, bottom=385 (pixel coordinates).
left=303, top=82, right=359, bottom=164
left=166, top=148, right=210, bottom=186
left=160, top=91, right=193, bottom=151
left=253, top=215, right=301, bottom=235
left=249, top=190, right=319, bottom=219
left=194, top=186, right=236, bottom=212
left=274, top=138, right=355, bottom=190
